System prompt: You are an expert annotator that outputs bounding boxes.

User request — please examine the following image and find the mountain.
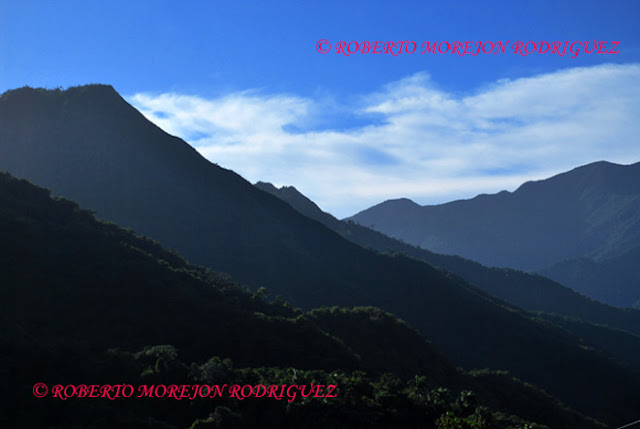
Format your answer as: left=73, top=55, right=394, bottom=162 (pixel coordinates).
left=2, top=85, right=640, bottom=425
left=256, top=182, right=640, bottom=331
left=348, top=161, right=640, bottom=307
left=0, top=172, right=606, bottom=429
left=540, top=247, right=640, bottom=308
left=257, top=181, right=640, bottom=374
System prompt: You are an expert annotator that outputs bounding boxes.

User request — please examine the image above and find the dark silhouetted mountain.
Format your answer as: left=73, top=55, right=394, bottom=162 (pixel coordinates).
left=0, top=173, right=607, bottom=429
left=534, top=312, right=640, bottom=373
left=1, top=85, right=639, bottom=425
left=348, top=161, right=640, bottom=307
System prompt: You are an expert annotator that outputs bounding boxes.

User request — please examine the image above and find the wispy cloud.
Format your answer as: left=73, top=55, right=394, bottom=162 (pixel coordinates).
left=128, top=63, right=640, bottom=218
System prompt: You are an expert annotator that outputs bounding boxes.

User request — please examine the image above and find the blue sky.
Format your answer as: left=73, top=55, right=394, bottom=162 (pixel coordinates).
left=2, top=1, right=640, bottom=217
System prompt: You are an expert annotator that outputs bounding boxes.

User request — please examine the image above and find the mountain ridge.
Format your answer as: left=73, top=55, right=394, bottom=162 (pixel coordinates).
left=348, top=160, right=640, bottom=306
left=257, top=180, right=640, bottom=370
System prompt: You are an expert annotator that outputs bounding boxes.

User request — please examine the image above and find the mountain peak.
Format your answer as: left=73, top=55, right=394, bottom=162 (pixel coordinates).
left=348, top=197, right=420, bottom=220
left=371, top=197, right=421, bottom=211
left=0, top=83, right=118, bottom=102
left=0, top=84, right=133, bottom=130
left=255, top=181, right=333, bottom=225
left=255, top=181, right=279, bottom=193
left=514, top=160, right=640, bottom=197
left=255, top=181, right=306, bottom=199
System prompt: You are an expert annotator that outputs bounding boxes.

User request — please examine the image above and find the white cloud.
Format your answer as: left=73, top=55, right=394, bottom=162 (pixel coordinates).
left=127, top=63, right=640, bottom=218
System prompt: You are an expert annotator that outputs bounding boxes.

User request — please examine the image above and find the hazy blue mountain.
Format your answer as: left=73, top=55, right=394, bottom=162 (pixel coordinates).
left=348, top=161, right=640, bottom=307
left=257, top=181, right=640, bottom=370
left=1, top=85, right=639, bottom=425
left=541, top=246, right=640, bottom=308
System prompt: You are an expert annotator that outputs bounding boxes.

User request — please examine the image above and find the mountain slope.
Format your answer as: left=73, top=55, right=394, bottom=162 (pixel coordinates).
left=348, top=161, right=640, bottom=306
left=0, top=172, right=606, bottom=429
left=541, top=246, right=640, bottom=308
left=1, top=85, right=639, bottom=425
left=256, top=181, right=640, bottom=341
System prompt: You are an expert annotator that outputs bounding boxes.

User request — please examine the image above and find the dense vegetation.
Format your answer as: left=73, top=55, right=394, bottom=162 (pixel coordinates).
left=0, top=173, right=607, bottom=428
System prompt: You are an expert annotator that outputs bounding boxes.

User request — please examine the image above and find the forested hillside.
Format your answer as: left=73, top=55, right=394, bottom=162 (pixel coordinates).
left=0, top=173, right=607, bottom=428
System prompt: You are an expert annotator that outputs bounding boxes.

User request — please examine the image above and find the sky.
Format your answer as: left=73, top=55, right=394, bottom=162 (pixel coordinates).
left=1, top=1, right=639, bottom=218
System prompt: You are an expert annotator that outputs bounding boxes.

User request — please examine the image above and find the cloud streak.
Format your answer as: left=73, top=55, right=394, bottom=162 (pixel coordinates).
left=128, top=63, right=640, bottom=218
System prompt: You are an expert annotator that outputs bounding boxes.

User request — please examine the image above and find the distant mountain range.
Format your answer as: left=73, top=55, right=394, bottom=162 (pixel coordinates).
left=348, top=161, right=640, bottom=308
left=256, top=181, right=640, bottom=370
left=1, top=85, right=640, bottom=425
